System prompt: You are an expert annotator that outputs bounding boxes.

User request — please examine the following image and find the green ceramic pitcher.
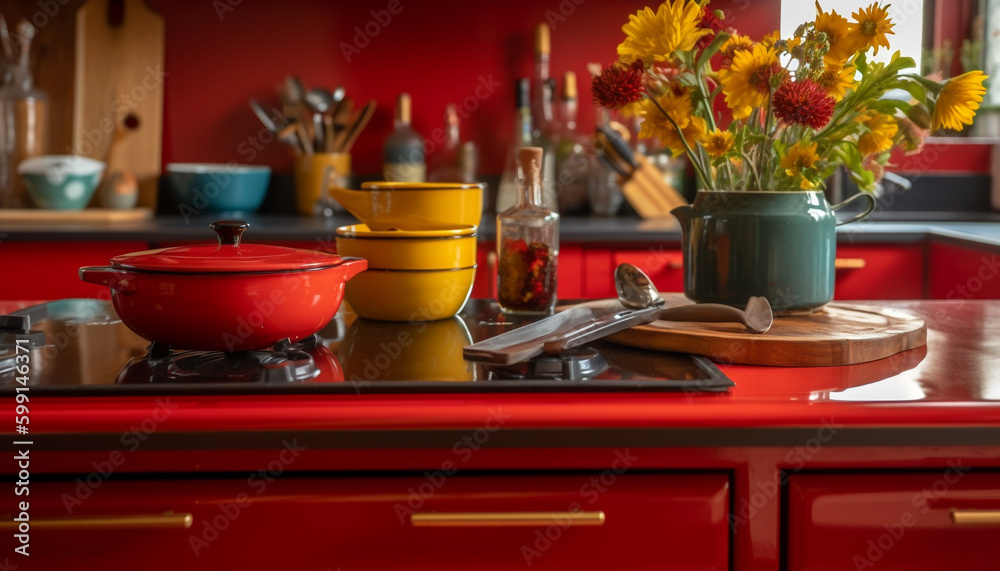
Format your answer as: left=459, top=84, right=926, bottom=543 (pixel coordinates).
left=671, top=190, right=875, bottom=312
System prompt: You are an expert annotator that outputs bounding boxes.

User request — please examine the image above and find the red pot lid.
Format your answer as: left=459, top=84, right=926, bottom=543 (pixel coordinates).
left=110, top=221, right=348, bottom=274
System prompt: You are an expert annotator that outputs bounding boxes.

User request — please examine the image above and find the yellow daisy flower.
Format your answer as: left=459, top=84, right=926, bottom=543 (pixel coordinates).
left=848, top=2, right=895, bottom=56
left=857, top=113, right=898, bottom=156
left=638, top=90, right=707, bottom=155
left=931, top=70, right=989, bottom=132
left=720, top=33, right=755, bottom=61
left=814, top=3, right=861, bottom=66
left=762, top=30, right=801, bottom=54
left=781, top=141, right=820, bottom=175
left=617, top=0, right=710, bottom=64
left=661, top=115, right=708, bottom=156
left=719, top=43, right=779, bottom=119
left=703, top=129, right=734, bottom=157
left=638, top=89, right=692, bottom=142
left=815, top=64, right=857, bottom=101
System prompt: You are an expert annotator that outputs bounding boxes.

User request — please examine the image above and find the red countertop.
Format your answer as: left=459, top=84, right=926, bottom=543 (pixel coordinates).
left=7, top=299, right=999, bottom=571
left=11, top=299, right=999, bottom=436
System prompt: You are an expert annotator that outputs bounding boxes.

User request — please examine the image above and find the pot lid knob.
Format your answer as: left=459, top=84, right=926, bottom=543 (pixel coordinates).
left=210, top=220, right=250, bottom=246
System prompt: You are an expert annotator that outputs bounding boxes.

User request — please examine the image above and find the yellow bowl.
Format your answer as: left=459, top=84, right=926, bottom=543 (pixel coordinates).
left=335, top=224, right=477, bottom=270
left=345, top=266, right=476, bottom=322
left=330, top=181, right=484, bottom=231
left=338, top=317, right=475, bottom=382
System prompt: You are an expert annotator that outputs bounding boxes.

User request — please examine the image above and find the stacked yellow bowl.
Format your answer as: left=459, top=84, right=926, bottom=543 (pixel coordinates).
left=333, top=182, right=485, bottom=322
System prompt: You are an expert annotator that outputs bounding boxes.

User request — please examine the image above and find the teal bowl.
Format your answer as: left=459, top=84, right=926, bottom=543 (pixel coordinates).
left=166, top=163, right=271, bottom=214
left=18, top=155, right=105, bottom=210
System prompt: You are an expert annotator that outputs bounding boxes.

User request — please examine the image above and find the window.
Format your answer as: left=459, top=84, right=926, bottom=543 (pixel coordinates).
left=780, top=0, right=924, bottom=73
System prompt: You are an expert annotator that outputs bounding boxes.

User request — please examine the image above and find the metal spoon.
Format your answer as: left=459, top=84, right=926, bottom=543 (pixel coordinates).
left=542, top=264, right=773, bottom=354
left=304, top=87, right=334, bottom=150
left=249, top=99, right=280, bottom=133
left=543, top=264, right=665, bottom=354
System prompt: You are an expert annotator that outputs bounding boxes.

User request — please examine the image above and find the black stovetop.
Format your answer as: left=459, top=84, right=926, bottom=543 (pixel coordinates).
left=0, top=299, right=732, bottom=395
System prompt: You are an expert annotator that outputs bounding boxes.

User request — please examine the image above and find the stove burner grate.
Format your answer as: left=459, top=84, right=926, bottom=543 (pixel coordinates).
left=488, top=346, right=609, bottom=380
left=118, top=335, right=323, bottom=384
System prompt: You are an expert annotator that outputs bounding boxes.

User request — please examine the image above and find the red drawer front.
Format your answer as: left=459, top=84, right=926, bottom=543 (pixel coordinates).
left=928, top=241, right=1000, bottom=299
left=472, top=243, right=584, bottom=300
left=788, top=472, right=1000, bottom=571
left=23, top=473, right=729, bottom=570
left=614, top=249, right=685, bottom=296
left=0, top=241, right=148, bottom=300
left=833, top=244, right=924, bottom=300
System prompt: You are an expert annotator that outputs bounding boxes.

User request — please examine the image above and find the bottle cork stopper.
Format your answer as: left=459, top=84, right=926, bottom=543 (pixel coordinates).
left=396, top=93, right=412, bottom=124
left=563, top=71, right=577, bottom=100
left=517, top=147, right=543, bottom=185
left=444, top=103, right=459, bottom=127
left=534, top=23, right=550, bottom=55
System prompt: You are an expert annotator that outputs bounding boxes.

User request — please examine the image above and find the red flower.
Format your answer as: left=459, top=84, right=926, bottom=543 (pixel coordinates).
left=591, top=60, right=645, bottom=109
left=696, top=7, right=726, bottom=50
left=772, top=79, right=836, bottom=129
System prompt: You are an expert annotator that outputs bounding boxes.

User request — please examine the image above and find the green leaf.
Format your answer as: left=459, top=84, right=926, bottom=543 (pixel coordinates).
left=895, top=79, right=927, bottom=102
left=854, top=52, right=869, bottom=75
left=902, top=73, right=945, bottom=96
left=696, top=31, right=730, bottom=72
left=866, top=99, right=907, bottom=114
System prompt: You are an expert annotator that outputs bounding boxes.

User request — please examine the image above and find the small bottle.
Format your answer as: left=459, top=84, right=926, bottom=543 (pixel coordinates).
left=428, top=103, right=477, bottom=183
left=495, top=78, right=533, bottom=213
left=537, top=77, right=559, bottom=211
left=530, top=23, right=554, bottom=142
left=496, top=147, right=559, bottom=314
left=555, top=71, right=593, bottom=215
left=383, top=93, right=426, bottom=182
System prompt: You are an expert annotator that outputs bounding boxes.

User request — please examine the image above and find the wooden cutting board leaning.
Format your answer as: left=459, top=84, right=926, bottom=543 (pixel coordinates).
left=74, top=0, right=164, bottom=208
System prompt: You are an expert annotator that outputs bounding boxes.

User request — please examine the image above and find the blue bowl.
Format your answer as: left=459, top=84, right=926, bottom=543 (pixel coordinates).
left=19, top=155, right=105, bottom=210
left=166, top=163, right=271, bottom=214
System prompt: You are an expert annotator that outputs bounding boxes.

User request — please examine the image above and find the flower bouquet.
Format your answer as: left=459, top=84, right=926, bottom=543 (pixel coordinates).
left=591, top=1, right=989, bottom=310
left=591, top=0, right=988, bottom=192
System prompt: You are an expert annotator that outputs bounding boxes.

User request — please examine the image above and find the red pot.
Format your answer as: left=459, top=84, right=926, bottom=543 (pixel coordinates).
left=79, top=220, right=367, bottom=352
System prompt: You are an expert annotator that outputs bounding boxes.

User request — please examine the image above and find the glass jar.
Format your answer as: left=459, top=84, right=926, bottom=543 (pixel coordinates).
left=496, top=147, right=559, bottom=314
left=0, top=69, right=49, bottom=209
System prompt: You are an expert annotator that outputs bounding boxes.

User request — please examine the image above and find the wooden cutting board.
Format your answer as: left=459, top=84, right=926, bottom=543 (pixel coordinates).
left=74, top=0, right=165, bottom=209
left=570, top=295, right=927, bottom=367
left=0, top=208, right=152, bottom=224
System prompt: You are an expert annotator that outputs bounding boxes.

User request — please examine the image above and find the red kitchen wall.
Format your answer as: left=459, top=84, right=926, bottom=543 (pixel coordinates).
left=147, top=0, right=778, bottom=176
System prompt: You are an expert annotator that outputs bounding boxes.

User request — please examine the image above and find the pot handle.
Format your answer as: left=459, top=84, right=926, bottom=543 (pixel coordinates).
left=831, top=192, right=876, bottom=226
left=78, top=266, right=137, bottom=294
left=338, top=257, right=368, bottom=281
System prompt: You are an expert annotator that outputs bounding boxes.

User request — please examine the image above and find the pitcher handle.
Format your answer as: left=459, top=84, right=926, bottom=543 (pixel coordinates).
left=831, top=192, right=876, bottom=226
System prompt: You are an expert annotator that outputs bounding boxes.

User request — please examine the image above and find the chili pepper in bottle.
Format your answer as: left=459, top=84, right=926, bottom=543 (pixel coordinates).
left=496, top=146, right=559, bottom=314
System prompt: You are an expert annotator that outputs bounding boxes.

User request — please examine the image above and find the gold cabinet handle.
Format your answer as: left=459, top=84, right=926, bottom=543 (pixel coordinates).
left=411, top=511, right=605, bottom=527
left=835, top=258, right=867, bottom=270
left=0, top=512, right=192, bottom=530
left=950, top=509, right=1000, bottom=525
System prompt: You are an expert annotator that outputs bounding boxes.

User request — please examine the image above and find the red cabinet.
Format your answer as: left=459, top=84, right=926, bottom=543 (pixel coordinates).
left=614, top=248, right=685, bottom=296
left=787, top=472, right=1000, bottom=571
left=833, top=244, right=925, bottom=300
left=472, top=242, right=585, bottom=300
left=0, top=241, right=148, bottom=300
left=23, top=473, right=730, bottom=570
left=928, top=241, right=1000, bottom=299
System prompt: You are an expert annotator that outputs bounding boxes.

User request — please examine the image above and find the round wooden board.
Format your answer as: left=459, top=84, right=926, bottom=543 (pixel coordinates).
left=571, top=294, right=927, bottom=367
